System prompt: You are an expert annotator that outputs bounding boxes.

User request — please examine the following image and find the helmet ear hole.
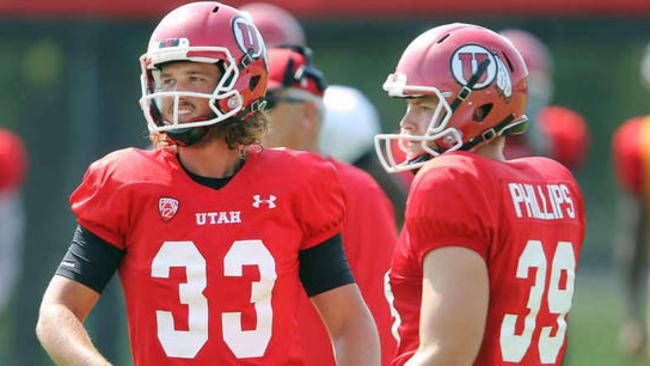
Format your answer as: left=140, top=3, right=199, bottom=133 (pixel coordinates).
left=249, top=75, right=261, bottom=91
left=473, top=103, right=493, bottom=122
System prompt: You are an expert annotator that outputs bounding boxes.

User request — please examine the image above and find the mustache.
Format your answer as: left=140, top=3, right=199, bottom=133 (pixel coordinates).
left=167, top=100, right=195, bottom=114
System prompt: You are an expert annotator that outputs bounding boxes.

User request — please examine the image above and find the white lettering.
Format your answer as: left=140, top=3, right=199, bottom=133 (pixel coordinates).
left=194, top=211, right=242, bottom=225
left=230, top=211, right=241, bottom=223
left=217, top=212, right=229, bottom=224
left=523, top=184, right=540, bottom=218
left=536, top=186, right=551, bottom=219
left=548, top=185, right=564, bottom=219
left=508, top=183, right=577, bottom=221
left=509, top=183, right=525, bottom=218
left=560, top=185, right=575, bottom=219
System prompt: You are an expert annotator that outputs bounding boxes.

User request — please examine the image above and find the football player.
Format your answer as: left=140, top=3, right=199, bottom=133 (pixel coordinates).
left=0, top=128, right=27, bottom=314
left=242, top=2, right=408, bottom=220
left=264, top=46, right=397, bottom=366
left=35, top=2, right=379, bottom=365
left=374, top=23, right=586, bottom=365
left=612, top=116, right=650, bottom=360
left=240, top=2, right=305, bottom=47
left=500, top=29, right=590, bottom=169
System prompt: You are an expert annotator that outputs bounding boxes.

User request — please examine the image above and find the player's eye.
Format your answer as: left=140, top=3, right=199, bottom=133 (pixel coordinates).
left=160, top=78, right=176, bottom=89
left=189, top=75, right=207, bottom=83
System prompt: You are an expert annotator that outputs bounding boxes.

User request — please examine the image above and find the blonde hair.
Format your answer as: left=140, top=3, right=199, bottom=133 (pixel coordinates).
left=149, top=111, right=269, bottom=150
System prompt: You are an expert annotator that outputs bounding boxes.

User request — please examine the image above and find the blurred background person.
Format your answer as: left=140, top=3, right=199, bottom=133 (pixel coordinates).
left=240, top=2, right=305, bottom=47
left=500, top=29, right=590, bottom=170
left=242, top=2, right=407, bottom=221
left=319, top=85, right=407, bottom=220
left=264, top=45, right=398, bottom=366
left=612, top=116, right=649, bottom=362
left=609, top=46, right=650, bottom=361
left=0, top=128, right=27, bottom=315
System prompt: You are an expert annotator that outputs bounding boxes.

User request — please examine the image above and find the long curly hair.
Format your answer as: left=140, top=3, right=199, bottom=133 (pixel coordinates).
left=149, top=110, right=269, bottom=150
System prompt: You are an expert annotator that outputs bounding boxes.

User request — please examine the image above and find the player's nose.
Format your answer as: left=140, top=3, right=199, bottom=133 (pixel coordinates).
left=399, top=113, right=418, bottom=133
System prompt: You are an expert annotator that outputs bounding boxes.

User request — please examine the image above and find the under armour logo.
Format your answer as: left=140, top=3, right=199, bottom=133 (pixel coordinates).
left=252, top=194, right=277, bottom=209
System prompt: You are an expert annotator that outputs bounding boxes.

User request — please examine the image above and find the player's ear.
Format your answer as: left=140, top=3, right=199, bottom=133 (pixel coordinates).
left=302, top=101, right=319, bottom=132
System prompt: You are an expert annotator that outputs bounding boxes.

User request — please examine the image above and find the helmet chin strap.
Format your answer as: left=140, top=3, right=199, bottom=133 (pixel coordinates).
left=406, top=153, right=434, bottom=175
left=165, top=126, right=211, bottom=146
left=164, top=114, right=216, bottom=146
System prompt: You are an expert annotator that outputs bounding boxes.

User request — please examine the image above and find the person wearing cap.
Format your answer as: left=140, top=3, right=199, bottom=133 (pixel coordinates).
left=499, top=29, right=590, bottom=169
left=0, top=128, right=27, bottom=315
left=243, top=2, right=407, bottom=221
left=264, top=46, right=397, bottom=366
left=612, top=114, right=650, bottom=361
left=607, top=40, right=650, bottom=362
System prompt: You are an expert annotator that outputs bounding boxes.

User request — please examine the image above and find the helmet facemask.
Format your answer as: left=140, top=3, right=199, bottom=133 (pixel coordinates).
left=374, top=72, right=463, bottom=173
left=139, top=38, right=245, bottom=138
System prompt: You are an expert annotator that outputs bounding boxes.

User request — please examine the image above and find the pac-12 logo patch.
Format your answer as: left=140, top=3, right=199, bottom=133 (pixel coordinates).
left=232, top=16, right=265, bottom=59
left=158, top=197, right=180, bottom=222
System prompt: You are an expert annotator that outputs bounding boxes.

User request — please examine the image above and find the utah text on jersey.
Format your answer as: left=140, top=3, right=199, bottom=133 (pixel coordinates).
left=508, top=183, right=576, bottom=220
left=195, top=211, right=242, bottom=225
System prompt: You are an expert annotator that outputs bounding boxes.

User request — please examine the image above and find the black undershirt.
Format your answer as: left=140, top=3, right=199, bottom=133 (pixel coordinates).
left=178, top=155, right=241, bottom=190
left=56, top=162, right=355, bottom=295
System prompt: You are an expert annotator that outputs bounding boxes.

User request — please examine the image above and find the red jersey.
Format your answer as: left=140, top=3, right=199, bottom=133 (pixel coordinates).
left=296, top=158, right=397, bottom=366
left=70, top=147, right=345, bottom=366
left=387, top=151, right=585, bottom=366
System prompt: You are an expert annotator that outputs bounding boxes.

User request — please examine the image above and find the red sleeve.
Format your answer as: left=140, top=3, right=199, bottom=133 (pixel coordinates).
left=69, top=159, right=128, bottom=250
left=405, top=161, right=495, bottom=266
left=294, top=153, right=346, bottom=250
left=612, top=117, right=646, bottom=196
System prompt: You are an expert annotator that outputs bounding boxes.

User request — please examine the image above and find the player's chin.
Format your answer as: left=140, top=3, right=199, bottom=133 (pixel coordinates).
left=405, top=145, right=426, bottom=160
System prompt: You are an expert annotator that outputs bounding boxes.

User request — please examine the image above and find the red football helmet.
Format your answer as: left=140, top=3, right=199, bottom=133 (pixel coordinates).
left=500, top=29, right=553, bottom=122
left=0, top=129, right=27, bottom=192
left=612, top=116, right=647, bottom=196
left=240, top=3, right=305, bottom=48
left=375, top=23, right=529, bottom=172
left=139, top=1, right=268, bottom=145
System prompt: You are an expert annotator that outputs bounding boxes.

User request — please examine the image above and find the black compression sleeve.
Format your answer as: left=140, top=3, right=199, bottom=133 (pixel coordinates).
left=299, top=233, right=355, bottom=297
left=55, top=225, right=125, bottom=294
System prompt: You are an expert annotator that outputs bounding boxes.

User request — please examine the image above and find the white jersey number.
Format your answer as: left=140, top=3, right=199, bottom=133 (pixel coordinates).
left=500, top=240, right=576, bottom=364
left=151, top=240, right=277, bottom=359
left=384, top=270, right=402, bottom=344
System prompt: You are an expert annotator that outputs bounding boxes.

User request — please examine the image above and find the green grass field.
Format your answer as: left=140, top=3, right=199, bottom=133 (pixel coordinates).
left=566, top=269, right=644, bottom=366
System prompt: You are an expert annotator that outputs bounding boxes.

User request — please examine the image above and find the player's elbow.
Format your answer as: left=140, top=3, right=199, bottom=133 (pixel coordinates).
left=36, top=304, right=56, bottom=347
left=332, top=310, right=381, bottom=366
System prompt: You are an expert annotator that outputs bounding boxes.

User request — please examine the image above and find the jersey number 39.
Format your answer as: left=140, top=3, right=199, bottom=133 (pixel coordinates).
left=500, top=240, right=576, bottom=364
